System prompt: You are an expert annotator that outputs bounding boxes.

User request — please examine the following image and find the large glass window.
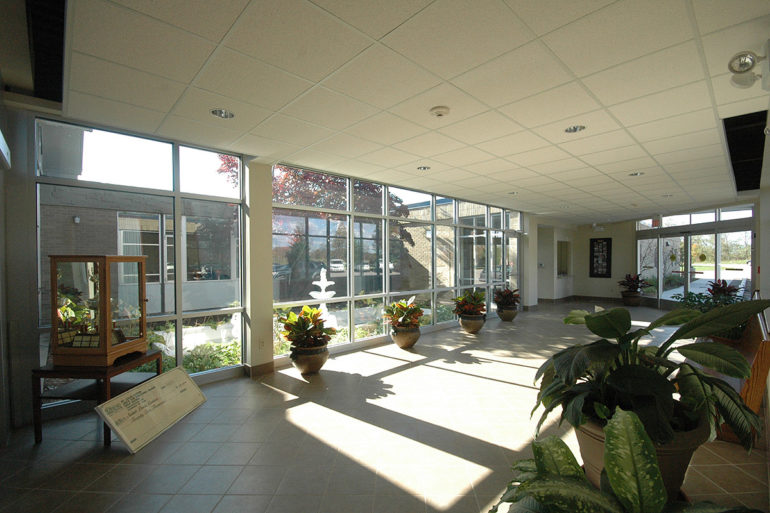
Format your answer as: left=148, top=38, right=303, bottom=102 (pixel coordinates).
left=353, top=217, right=383, bottom=295
left=638, top=238, right=658, bottom=298
left=435, top=225, right=455, bottom=288
left=180, top=146, right=240, bottom=199
left=389, top=187, right=431, bottom=220
left=459, top=228, right=487, bottom=286
left=353, top=180, right=383, bottom=215
left=389, top=221, right=432, bottom=292
left=458, top=201, right=486, bottom=227
left=272, top=164, right=347, bottom=210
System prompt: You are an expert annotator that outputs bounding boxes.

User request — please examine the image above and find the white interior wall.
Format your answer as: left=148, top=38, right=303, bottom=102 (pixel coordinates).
left=537, top=225, right=555, bottom=300
left=573, top=221, right=637, bottom=299
left=555, top=227, right=575, bottom=299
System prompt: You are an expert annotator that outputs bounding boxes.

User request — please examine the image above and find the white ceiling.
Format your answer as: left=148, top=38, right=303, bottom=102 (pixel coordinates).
left=59, top=0, right=770, bottom=223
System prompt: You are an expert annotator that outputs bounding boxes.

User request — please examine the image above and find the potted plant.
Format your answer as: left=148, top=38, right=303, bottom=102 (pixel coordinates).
left=278, top=305, right=336, bottom=374
left=453, top=289, right=486, bottom=333
left=491, top=408, right=760, bottom=513
left=618, top=273, right=650, bottom=306
left=383, top=296, right=423, bottom=349
left=494, top=288, right=520, bottom=322
left=533, top=299, right=770, bottom=501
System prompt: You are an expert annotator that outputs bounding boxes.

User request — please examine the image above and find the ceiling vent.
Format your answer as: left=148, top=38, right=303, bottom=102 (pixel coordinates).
left=723, top=110, right=766, bottom=191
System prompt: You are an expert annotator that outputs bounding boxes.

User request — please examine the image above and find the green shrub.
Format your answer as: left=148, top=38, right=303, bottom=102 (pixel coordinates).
left=182, top=340, right=241, bottom=373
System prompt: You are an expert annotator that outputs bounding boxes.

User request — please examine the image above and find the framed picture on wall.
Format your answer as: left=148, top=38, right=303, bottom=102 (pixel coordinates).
left=589, top=237, right=612, bottom=278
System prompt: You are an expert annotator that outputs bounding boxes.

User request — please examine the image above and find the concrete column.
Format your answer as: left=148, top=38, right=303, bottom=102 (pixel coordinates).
left=243, top=161, right=275, bottom=377
left=519, top=214, right=538, bottom=309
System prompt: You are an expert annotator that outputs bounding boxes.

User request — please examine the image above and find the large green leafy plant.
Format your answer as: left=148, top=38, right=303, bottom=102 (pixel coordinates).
left=534, top=300, right=770, bottom=449
left=453, top=289, right=486, bottom=316
left=491, top=408, right=761, bottom=513
left=279, top=306, right=336, bottom=360
left=383, top=296, right=424, bottom=328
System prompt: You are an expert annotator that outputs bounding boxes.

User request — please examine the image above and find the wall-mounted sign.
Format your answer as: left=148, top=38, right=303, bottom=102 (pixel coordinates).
left=589, top=237, right=612, bottom=278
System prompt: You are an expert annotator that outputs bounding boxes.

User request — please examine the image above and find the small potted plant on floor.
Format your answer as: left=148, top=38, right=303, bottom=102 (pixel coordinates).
left=383, top=296, right=423, bottom=349
left=491, top=408, right=760, bottom=513
left=533, top=299, right=770, bottom=502
left=453, top=289, right=486, bottom=334
left=279, top=305, right=336, bottom=374
left=494, top=288, right=520, bottom=322
left=618, top=273, right=650, bottom=306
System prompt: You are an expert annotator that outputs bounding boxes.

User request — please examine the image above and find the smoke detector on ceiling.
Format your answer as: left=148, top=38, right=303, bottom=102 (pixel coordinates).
left=429, top=106, right=450, bottom=117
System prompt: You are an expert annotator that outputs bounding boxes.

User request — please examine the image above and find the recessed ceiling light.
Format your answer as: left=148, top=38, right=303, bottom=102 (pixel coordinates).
left=429, top=106, right=450, bottom=117
left=661, top=194, right=673, bottom=198
left=417, top=166, right=431, bottom=171
left=211, top=108, right=235, bottom=119
left=728, top=50, right=762, bottom=74
left=507, top=191, right=518, bottom=195
left=628, top=171, right=644, bottom=177
left=564, top=125, right=586, bottom=133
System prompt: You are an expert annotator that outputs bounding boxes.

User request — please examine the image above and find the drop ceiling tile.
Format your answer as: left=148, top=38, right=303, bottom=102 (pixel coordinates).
left=422, top=167, right=478, bottom=181
left=323, top=45, right=441, bottom=109
left=487, top=168, right=540, bottom=181
left=508, top=146, right=572, bottom=166
left=694, top=0, right=770, bottom=34
left=549, top=166, right=603, bottom=181
left=527, top=158, right=586, bottom=174
left=504, top=0, right=613, bottom=36
left=284, top=149, right=347, bottom=171
left=228, top=134, right=301, bottom=161
left=71, top=0, right=215, bottom=82
left=170, top=88, right=271, bottom=131
left=438, top=111, right=523, bottom=145
left=388, top=83, right=488, bottom=129
left=66, top=91, right=166, bottom=134
left=382, top=0, right=534, bottom=79
left=307, top=133, right=383, bottom=159
left=581, top=42, right=705, bottom=106
left=464, top=158, right=522, bottom=175
left=335, top=160, right=388, bottom=178
left=543, top=0, right=692, bottom=76
left=156, top=114, right=242, bottom=148
left=344, top=112, right=428, bottom=146
left=281, top=87, right=379, bottom=130
left=701, top=15, right=770, bottom=76
left=559, top=129, right=636, bottom=156
left=68, top=52, right=186, bottom=112
left=499, top=82, right=601, bottom=128
left=452, top=41, right=572, bottom=107
left=224, top=0, right=371, bottom=82
left=514, top=174, right=559, bottom=187
left=653, top=143, right=725, bottom=165
left=643, top=128, right=722, bottom=155
left=393, top=159, right=453, bottom=175
left=627, top=109, right=718, bottom=142
left=664, top=156, right=726, bottom=173
left=393, top=132, right=466, bottom=157
left=711, top=73, right=769, bottom=106
left=580, top=144, right=647, bottom=166
left=195, top=48, right=313, bottom=110
left=358, top=147, right=420, bottom=167
left=472, top=180, right=513, bottom=193
left=533, top=109, right=621, bottom=144
left=593, top=156, right=657, bottom=174
left=477, top=131, right=550, bottom=157
left=451, top=175, right=497, bottom=189
left=716, top=96, right=770, bottom=119
left=432, top=146, right=496, bottom=167
left=251, top=115, right=334, bottom=146
left=609, top=81, right=712, bottom=126
left=111, top=0, right=250, bottom=42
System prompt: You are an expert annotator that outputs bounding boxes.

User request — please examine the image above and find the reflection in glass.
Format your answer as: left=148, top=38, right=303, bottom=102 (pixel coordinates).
left=488, top=231, right=503, bottom=283
left=506, top=234, right=518, bottom=281
left=638, top=238, right=658, bottom=298
left=490, top=208, right=503, bottom=229
left=182, top=313, right=241, bottom=373
left=354, top=298, right=385, bottom=340
left=183, top=199, right=241, bottom=311
left=272, top=164, right=347, bottom=210
left=353, top=180, right=383, bottom=214
left=435, top=291, right=456, bottom=323
left=435, top=225, right=455, bottom=288
left=272, top=209, right=348, bottom=302
left=110, top=262, right=143, bottom=341
left=459, top=228, right=487, bottom=286
left=388, top=187, right=431, bottom=220
left=353, top=217, right=383, bottom=295
left=458, top=201, right=486, bottom=227
left=180, top=147, right=240, bottom=199
left=661, top=236, right=685, bottom=300
left=435, top=196, right=454, bottom=224
left=389, top=221, right=432, bottom=292
left=506, top=211, right=521, bottom=231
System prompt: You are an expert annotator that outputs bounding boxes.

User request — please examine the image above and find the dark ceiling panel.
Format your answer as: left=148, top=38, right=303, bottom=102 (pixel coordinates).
left=26, top=0, right=65, bottom=102
left=723, top=110, right=766, bottom=192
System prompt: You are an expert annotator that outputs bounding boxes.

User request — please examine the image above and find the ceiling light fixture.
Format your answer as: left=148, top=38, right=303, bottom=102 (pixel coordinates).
left=417, top=166, right=431, bottom=171
left=211, top=108, right=235, bottom=119
left=564, top=125, right=586, bottom=133
left=628, top=171, right=644, bottom=177
left=727, top=41, right=770, bottom=90
left=429, top=106, right=450, bottom=117
left=508, top=191, right=518, bottom=195
left=661, top=194, right=673, bottom=198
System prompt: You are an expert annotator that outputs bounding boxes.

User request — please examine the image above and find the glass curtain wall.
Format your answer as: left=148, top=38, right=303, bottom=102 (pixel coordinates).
left=271, top=165, right=521, bottom=356
left=36, top=120, right=244, bottom=374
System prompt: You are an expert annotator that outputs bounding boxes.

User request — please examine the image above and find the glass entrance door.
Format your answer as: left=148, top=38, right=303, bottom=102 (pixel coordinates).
left=661, top=236, right=686, bottom=301
left=689, top=234, right=715, bottom=295
left=637, top=238, right=658, bottom=298
left=719, top=231, right=752, bottom=299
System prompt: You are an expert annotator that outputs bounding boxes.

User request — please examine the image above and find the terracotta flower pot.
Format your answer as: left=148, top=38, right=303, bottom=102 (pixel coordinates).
left=291, top=344, right=329, bottom=374
left=576, top=416, right=710, bottom=502
left=459, top=314, right=485, bottom=334
left=497, top=308, right=518, bottom=322
left=621, top=290, right=643, bottom=306
left=390, top=326, right=420, bottom=349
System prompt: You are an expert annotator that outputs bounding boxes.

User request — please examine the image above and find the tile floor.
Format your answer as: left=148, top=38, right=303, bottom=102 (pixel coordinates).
left=0, top=302, right=767, bottom=512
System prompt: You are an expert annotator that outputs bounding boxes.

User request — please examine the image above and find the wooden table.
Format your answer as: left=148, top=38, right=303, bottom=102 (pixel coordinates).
left=32, top=350, right=162, bottom=446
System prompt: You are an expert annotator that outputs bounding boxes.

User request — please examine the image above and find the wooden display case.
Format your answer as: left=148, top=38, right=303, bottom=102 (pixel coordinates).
left=50, top=255, right=148, bottom=366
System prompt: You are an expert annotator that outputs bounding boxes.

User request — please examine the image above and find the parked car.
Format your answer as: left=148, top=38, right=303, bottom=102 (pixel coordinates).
left=329, top=259, right=346, bottom=272
left=272, top=263, right=290, bottom=280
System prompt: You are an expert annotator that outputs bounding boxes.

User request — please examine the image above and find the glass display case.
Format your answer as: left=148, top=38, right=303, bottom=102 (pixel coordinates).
left=50, top=255, right=148, bottom=366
